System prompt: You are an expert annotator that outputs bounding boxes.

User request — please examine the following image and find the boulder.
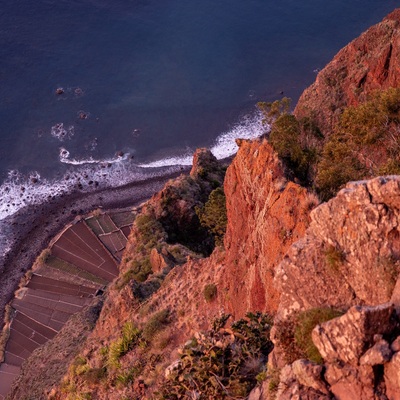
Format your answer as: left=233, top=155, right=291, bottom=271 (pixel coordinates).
left=292, top=359, right=329, bottom=394
left=359, top=339, right=392, bottom=366
left=149, top=248, right=172, bottom=274
left=275, top=364, right=332, bottom=400
left=390, top=336, right=400, bottom=352
left=384, top=351, right=400, bottom=400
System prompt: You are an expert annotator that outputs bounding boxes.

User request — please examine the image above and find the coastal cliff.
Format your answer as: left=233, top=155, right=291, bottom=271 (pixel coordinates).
left=4, top=8, right=400, bottom=400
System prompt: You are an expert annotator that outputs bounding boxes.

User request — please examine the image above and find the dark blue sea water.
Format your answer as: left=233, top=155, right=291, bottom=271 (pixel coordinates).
left=0, top=0, right=397, bottom=224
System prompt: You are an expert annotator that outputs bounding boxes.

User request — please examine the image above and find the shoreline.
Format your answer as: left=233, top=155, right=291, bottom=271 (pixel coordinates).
left=0, top=167, right=190, bottom=330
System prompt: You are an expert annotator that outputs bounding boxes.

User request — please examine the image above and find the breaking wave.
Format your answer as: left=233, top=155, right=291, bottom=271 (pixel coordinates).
left=139, top=109, right=266, bottom=168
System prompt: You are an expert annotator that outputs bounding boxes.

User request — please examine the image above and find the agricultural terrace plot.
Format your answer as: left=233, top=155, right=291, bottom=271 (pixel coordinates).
left=44, top=255, right=108, bottom=287
left=0, top=211, right=132, bottom=397
left=0, top=276, right=96, bottom=398
left=99, top=230, right=127, bottom=261
left=85, top=213, right=118, bottom=235
left=109, top=210, right=136, bottom=228
left=51, top=220, right=118, bottom=282
left=121, top=226, right=132, bottom=238
left=0, top=363, right=19, bottom=399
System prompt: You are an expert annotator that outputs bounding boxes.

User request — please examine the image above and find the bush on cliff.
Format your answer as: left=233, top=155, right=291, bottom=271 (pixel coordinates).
left=257, top=99, right=320, bottom=185
left=195, top=187, right=227, bottom=246
left=316, top=88, right=400, bottom=199
left=158, top=312, right=273, bottom=399
left=259, top=88, right=400, bottom=200
left=274, top=307, right=343, bottom=364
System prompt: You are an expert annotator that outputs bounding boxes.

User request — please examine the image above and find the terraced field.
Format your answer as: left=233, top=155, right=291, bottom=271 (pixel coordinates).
left=0, top=209, right=135, bottom=399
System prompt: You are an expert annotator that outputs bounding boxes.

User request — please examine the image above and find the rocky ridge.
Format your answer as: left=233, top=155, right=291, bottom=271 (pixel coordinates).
left=294, top=9, right=400, bottom=138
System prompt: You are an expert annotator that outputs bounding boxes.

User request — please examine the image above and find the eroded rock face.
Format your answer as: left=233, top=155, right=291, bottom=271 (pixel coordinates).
left=276, top=176, right=400, bottom=321
left=222, top=139, right=311, bottom=316
left=325, top=363, right=376, bottom=400
left=295, top=9, right=400, bottom=137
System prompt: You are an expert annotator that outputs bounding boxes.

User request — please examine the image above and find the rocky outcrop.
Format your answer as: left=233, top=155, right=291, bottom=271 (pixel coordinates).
left=146, top=148, right=226, bottom=255
left=249, top=304, right=400, bottom=400
left=295, top=9, right=400, bottom=137
left=265, top=176, right=400, bottom=400
left=312, top=304, right=396, bottom=366
left=275, top=176, right=400, bottom=322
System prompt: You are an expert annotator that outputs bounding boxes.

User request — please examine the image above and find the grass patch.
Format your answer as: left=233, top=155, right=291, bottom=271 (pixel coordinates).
left=107, top=322, right=141, bottom=369
left=275, top=307, right=343, bottom=364
left=325, top=245, right=345, bottom=274
left=377, top=255, right=400, bottom=297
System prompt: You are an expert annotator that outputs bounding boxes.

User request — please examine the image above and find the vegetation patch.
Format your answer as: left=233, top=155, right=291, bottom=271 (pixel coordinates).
left=376, top=255, right=400, bottom=297
left=107, top=321, right=142, bottom=369
left=275, top=307, right=343, bottom=364
left=135, top=214, right=166, bottom=251
left=258, top=88, right=400, bottom=200
left=158, top=312, right=273, bottom=399
left=317, top=88, right=400, bottom=199
left=203, top=283, right=218, bottom=302
left=325, top=245, right=345, bottom=274
left=195, top=187, right=227, bottom=246
left=142, top=309, right=170, bottom=342
left=258, top=98, right=321, bottom=185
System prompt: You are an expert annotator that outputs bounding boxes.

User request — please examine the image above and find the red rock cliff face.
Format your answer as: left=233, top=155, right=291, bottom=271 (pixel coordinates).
left=221, top=139, right=312, bottom=317
left=295, top=9, right=400, bottom=135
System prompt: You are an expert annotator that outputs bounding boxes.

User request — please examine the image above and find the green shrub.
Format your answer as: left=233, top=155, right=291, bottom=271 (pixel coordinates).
left=142, top=309, right=170, bottom=342
left=203, top=283, right=217, bottom=302
left=259, top=89, right=400, bottom=200
left=294, top=308, right=343, bottom=363
left=316, top=134, right=366, bottom=200
left=135, top=214, right=165, bottom=250
left=258, top=98, right=319, bottom=184
left=316, top=88, right=400, bottom=199
left=195, top=187, right=227, bottom=246
left=275, top=308, right=343, bottom=364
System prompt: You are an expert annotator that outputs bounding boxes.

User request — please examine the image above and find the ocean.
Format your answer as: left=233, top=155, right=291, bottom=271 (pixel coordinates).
left=0, top=0, right=397, bottom=253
